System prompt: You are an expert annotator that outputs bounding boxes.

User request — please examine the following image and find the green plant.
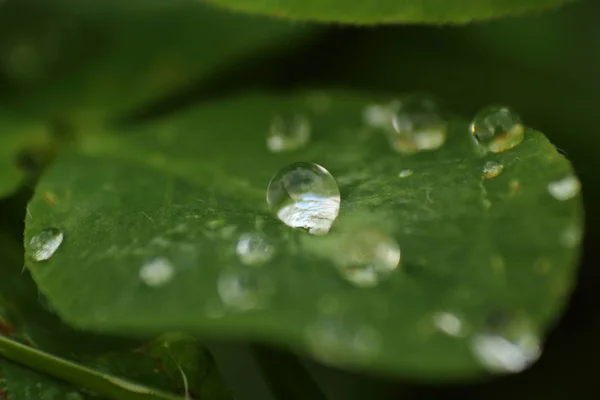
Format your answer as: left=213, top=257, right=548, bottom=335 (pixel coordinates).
left=1, top=0, right=596, bottom=399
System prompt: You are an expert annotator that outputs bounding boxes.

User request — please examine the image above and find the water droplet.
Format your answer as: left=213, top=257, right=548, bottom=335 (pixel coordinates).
left=236, top=232, right=275, bottom=266
left=335, top=231, right=400, bottom=288
left=471, top=315, right=541, bottom=374
left=433, top=312, right=465, bottom=337
left=267, top=114, right=311, bottom=153
left=547, top=175, right=581, bottom=201
left=398, top=169, right=414, bottom=178
left=388, top=95, right=447, bottom=153
left=267, top=162, right=340, bottom=235
left=560, top=225, right=582, bottom=248
left=482, top=161, right=504, bottom=180
left=218, top=268, right=274, bottom=311
left=29, top=228, right=63, bottom=261
left=304, top=317, right=381, bottom=366
left=363, top=103, right=395, bottom=128
left=470, top=106, right=525, bottom=153
left=139, top=257, right=174, bottom=287
left=305, top=227, right=400, bottom=288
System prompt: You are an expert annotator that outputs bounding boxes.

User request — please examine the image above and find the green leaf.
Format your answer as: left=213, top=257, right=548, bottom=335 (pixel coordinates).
left=202, top=0, right=574, bottom=24
left=24, top=94, right=583, bottom=379
left=0, top=116, right=51, bottom=199
left=1, top=228, right=231, bottom=399
left=0, top=0, right=313, bottom=126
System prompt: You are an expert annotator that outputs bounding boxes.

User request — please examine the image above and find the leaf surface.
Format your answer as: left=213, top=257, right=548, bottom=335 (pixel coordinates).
left=24, top=94, right=583, bottom=379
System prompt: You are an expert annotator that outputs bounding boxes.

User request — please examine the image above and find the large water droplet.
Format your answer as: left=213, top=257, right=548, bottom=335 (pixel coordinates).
left=398, top=169, right=414, bottom=178
left=470, top=106, right=525, bottom=153
left=483, top=161, right=504, bottom=180
left=29, top=228, right=64, bottom=261
left=139, top=257, right=174, bottom=287
left=267, top=114, right=311, bottom=153
left=547, top=175, right=581, bottom=201
left=236, top=232, right=275, bottom=266
left=218, top=268, right=274, bottom=311
left=304, top=317, right=381, bottom=366
left=267, top=162, right=340, bottom=235
left=388, top=95, right=447, bottom=153
left=471, top=315, right=541, bottom=374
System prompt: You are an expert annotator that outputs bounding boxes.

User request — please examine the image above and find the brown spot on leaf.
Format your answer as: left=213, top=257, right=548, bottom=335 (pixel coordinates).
left=43, top=192, right=56, bottom=205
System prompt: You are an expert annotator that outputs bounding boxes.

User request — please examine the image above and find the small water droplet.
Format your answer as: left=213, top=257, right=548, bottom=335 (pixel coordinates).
left=267, top=162, right=340, bottom=235
left=547, top=175, right=581, bottom=201
left=236, top=232, right=275, bottom=266
left=363, top=103, right=395, bottom=128
left=388, top=95, right=447, bottom=153
left=471, top=315, right=541, bottom=374
left=398, top=169, right=414, bottom=178
left=29, top=228, right=63, bottom=261
left=267, top=114, right=311, bottom=153
left=482, top=161, right=504, bottom=180
left=139, top=257, right=174, bottom=287
left=304, top=317, right=381, bottom=366
left=433, top=312, right=465, bottom=337
left=560, top=225, right=582, bottom=248
left=470, top=106, right=524, bottom=153
left=218, top=268, right=274, bottom=311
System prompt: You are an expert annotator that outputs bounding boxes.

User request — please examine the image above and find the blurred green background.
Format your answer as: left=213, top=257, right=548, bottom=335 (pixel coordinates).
left=1, top=0, right=598, bottom=398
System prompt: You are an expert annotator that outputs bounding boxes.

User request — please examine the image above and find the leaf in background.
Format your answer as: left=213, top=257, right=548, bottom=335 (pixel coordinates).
left=0, top=116, right=51, bottom=199
left=0, top=229, right=231, bottom=399
left=203, top=0, right=574, bottom=24
left=0, top=0, right=314, bottom=126
left=23, top=94, right=583, bottom=379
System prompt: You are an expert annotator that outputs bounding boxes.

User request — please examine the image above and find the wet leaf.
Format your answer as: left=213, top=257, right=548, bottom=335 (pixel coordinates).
left=0, top=229, right=230, bottom=399
left=24, top=94, right=583, bottom=379
left=0, top=0, right=312, bottom=125
left=202, top=0, right=574, bottom=24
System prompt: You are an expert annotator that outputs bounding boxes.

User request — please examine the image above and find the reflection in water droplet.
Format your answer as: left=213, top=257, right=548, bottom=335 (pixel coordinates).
left=398, top=169, right=414, bottom=178
left=304, top=318, right=381, bottom=366
left=483, top=161, right=504, bottom=180
left=140, top=257, right=174, bottom=287
left=236, top=232, right=275, bottom=266
left=267, top=162, right=340, bottom=235
left=470, top=106, right=524, bottom=153
left=471, top=315, right=541, bottom=374
left=29, top=228, right=64, bottom=261
left=547, top=175, right=581, bottom=201
left=267, top=114, right=311, bottom=153
left=389, top=95, right=447, bottom=153
left=218, top=268, right=274, bottom=311
left=433, top=312, right=465, bottom=337
left=560, top=225, right=582, bottom=248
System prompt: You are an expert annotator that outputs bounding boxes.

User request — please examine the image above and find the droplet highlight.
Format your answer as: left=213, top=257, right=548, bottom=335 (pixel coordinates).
left=218, top=268, right=274, bottom=311
left=236, top=232, right=275, bottom=266
left=267, top=162, right=340, bottom=235
left=139, top=257, right=174, bottom=287
left=471, top=315, right=541, bottom=374
left=483, top=161, right=504, bottom=180
left=267, top=114, right=311, bottom=153
left=470, top=106, right=525, bottom=153
left=398, top=169, right=414, bottom=178
left=29, top=228, right=64, bottom=261
left=304, top=317, right=381, bottom=366
left=433, top=312, right=465, bottom=337
left=547, top=175, right=581, bottom=201
left=389, top=95, right=447, bottom=153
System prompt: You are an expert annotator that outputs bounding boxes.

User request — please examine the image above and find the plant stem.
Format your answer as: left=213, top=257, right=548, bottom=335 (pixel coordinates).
left=0, top=335, right=186, bottom=400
